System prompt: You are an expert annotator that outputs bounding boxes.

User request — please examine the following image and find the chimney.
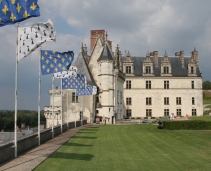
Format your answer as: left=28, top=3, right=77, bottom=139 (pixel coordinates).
left=153, top=51, right=158, bottom=67
left=192, top=48, right=198, bottom=65
left=180, top=50, right=184, bottom=67
left=90, top=30, right=105, bottom=53
left=175, top=52, right=180, bottom=56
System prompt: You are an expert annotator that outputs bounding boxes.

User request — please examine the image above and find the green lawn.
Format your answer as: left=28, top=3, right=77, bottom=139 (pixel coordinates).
left=35, top=125, right=211, bottom=171
left=205, top=105, right=211, bottom=108
left=203, top=99, right=211, bottom=105
left=189, top=116, right=211, bottom=121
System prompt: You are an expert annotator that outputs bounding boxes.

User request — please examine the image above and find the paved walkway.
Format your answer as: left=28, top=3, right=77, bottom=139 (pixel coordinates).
left=0, top=124, right=96, bottom=171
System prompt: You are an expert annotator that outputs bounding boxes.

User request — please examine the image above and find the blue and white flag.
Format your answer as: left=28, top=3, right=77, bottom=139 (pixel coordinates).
left=40, top=50, right=74, bottom=75
left=76, top=85, right=97, bottom=96
left=0, top=0, right=40, bottom=27
left=53, top=66, right=77, bottom=78
left=18, top=19, right=56, bottom=61
left=62, top=74, right=86, bottom=89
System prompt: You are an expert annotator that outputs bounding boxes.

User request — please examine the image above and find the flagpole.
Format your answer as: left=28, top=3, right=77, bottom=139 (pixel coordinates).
left=52, top=76, right=54, bottom=138
left=38, top=47, right=41, bottom=146
left=75, top=89, right=76, bottom=128
left=83, top=96, right=84, bottom=125
left=67, top=90, right=69, bottom=129
left=14, top=23, right=19, bottom=158
left=81, top=96, right=83, bottom=126
left=60, top=78, right=63, bottom=133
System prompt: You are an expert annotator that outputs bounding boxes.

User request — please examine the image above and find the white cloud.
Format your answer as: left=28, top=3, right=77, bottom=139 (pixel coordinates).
left=1, top=0, right=211, bottom=110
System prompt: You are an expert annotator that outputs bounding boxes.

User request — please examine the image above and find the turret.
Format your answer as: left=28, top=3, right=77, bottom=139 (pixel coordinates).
left=97, top=42, right=115, bottom=124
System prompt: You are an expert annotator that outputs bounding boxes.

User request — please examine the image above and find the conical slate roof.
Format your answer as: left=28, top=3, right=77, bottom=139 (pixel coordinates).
left=97, top=43, right=114, bottom=61
left=73, top=52, right=96, bottom=86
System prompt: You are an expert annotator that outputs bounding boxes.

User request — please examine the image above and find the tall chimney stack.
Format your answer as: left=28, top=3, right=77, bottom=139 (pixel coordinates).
left=153, top=51, right=158, bottom=67
left=90, top=30, right=105, bottom=53
left=192, top=48, right=198, bottom=65
left=180, top=50, right=184, bottom=67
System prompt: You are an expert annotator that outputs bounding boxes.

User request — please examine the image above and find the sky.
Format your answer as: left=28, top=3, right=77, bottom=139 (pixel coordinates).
left=0, top=0, right=211, bottom=110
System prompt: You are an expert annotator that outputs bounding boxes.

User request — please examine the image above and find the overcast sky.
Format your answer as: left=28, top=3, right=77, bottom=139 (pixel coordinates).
left=0, top=0, right=210, bottom=110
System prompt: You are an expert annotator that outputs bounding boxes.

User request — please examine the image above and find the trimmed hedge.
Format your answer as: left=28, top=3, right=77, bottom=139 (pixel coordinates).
left=162, top=120, right=211, bottom=130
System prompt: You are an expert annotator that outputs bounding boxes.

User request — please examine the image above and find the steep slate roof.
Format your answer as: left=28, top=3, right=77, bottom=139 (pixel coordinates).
left=97, top=43, right=114, bottom=61
left=122, top=56, right=201, bottom=77
left=73, top=52, right=97, bottom=86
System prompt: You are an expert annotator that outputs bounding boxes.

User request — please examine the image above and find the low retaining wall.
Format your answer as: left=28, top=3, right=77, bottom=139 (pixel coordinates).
left=0, top=120, right=87, bottom=165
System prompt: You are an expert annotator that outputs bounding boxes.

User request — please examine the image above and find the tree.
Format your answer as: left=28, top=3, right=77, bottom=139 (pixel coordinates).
left=203, top=81, right=211, bottom=90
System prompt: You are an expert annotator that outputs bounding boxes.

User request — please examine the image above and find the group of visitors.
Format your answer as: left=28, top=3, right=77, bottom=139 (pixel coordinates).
left=169, top=113, right=189, bottom=120
left=169, top=113, right=175, bottom=120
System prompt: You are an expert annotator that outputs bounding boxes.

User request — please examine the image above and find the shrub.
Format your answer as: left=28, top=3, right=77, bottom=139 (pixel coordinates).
left=162, top=120, right=211, bottom=130
left=204, top=110, right=211, bottom=116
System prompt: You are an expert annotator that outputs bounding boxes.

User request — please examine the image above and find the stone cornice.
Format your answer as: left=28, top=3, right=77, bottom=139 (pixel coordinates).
left=125, top=76, right=202, bottom=80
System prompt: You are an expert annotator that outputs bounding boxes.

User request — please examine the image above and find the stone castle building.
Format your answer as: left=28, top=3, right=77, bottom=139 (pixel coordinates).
left=44, top=29, right=203, bottom=127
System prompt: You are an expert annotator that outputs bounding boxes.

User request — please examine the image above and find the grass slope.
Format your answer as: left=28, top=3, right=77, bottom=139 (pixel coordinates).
left=35, top=125, right=211, bottom=171
left=203, top=99, right=211, bottom=105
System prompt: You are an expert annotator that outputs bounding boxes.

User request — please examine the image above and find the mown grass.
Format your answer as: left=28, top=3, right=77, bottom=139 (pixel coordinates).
left=35, top=125, right=211, bottom=171
left=203, top=99, right=211, bottom=105
left=205, top=105, right=211, bottom=108
left=189, top=116, right=211, bottom=121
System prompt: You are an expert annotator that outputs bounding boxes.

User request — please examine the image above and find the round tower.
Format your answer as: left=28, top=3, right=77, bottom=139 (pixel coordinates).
left=97, top=42, right=115, bottom=124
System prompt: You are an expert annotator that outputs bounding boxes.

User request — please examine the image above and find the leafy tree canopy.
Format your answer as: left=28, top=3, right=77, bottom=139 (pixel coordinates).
left=203, top=81, right=211, bottom=90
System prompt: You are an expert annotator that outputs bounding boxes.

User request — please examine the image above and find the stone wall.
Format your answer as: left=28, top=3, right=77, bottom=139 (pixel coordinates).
left=0, top=120, right=87, bottom=165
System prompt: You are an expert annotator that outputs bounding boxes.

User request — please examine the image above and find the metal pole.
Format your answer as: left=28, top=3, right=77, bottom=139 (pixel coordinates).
left=75, top=89, right=76, bottom=127
left=14, top=23, right=19, bottom=158
left=38, top=47, right=41, bottom=145
left=67, top=90, right=69, bottom=129
left=60, top=78, right=63, bottom=133
left=81, top=96, right=83, bottom=126
left=52, top=76, right=54, bottom=138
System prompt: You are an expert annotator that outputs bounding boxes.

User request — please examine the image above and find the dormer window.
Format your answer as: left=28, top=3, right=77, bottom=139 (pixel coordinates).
left=146, top=66, right=151, bottom=74
left=188, top=57, right=197, bottom=76
left=191, top=66, right=194, bottom=74
left=123, top=51, right=134, bottom=75
left=164, top=66, right=169, bottom=74
left=126, top=66, right=131, bottom=74
left=142, top=52, right=154, bottom=76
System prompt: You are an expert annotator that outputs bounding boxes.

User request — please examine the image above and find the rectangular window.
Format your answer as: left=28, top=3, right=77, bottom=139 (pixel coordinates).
left=176, top=97, right=181, bottom=105
left=120, top=92, right=122, bottom=104
left=192, top=97, right=195, bottom=105
left=146, top=97, right=152, bottom=105
left=164, top=109, right=169, bottom=116
left=191, top=81, right=194, bottom=89
left=126, top=109, right=132, bottom=117
left=191, top=67, right=194, bottom=74
left=164, top=66, right=169, bottom=74
left=146, top=80, right=151, bottom=89
left=192, top=109, right=197, bottom=116
left=146, top=109, right=152, bottom=117
left=164, top=97, right=169, bottom=105
left=176, top=109, right=181, bottom=117
left=126, top=98, right=132, bottom=105
left=126, top=80, right=131, bottom=89
left=164, top=81, right=169, bottom=89
left=72, top=92, right=78, bottom=103
left=146, top=66, right=151, bottom=74
left=126, top=66, right=131, bottom=74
